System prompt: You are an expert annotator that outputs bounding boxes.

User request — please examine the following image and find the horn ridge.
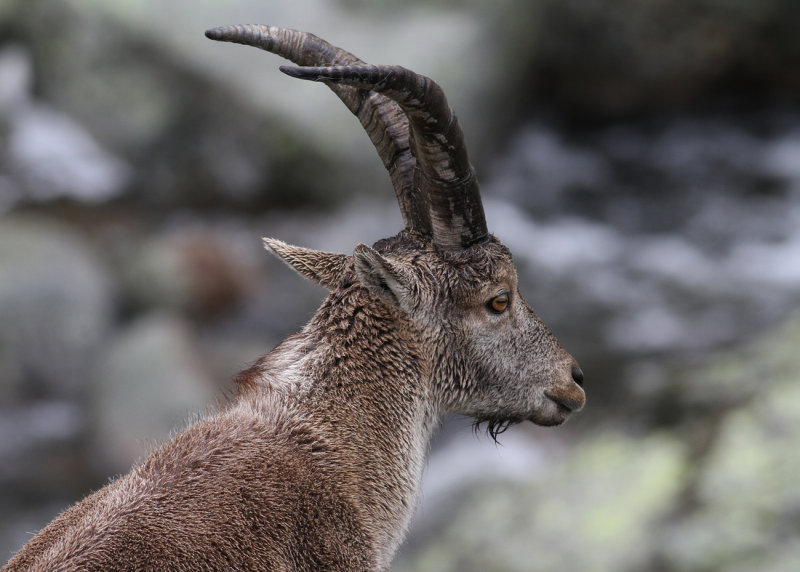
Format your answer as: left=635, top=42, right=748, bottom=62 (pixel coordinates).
left=280, top=64, right=489, bottom=249
left=205, top=26, right=421, bottom=231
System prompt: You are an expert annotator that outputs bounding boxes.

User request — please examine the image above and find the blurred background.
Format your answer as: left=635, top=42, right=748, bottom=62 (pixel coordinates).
left=1, top=0, right=799, bottom=569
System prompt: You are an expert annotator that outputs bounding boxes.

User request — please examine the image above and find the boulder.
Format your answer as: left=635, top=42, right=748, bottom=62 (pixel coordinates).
left=0, top=215, right=112, bottom=400
left=122, top=224, right=260, bottom=320
left=90, top=312, right=217, bottom=474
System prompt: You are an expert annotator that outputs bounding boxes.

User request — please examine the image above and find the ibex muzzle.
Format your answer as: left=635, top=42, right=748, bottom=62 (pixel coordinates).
left=3, top=25, right=585, bottom=571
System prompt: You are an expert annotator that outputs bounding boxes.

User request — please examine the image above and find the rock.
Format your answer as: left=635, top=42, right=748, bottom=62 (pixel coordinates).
left=1, top=0, right=348, bottom=210
left=0, top=400, right=87, bottom=499
left=395, top=431, right=685, bottom=572
left=0, top=215, right=113, bottom=401
left=122, top=225, right=260, bottom=320
left=7, top=103, right=131, bottom=204
left=0, top=44, right=30, bottom=113
left=0, top=40, right=130, bottom=209
left=91, top=313, right=217, bottom=474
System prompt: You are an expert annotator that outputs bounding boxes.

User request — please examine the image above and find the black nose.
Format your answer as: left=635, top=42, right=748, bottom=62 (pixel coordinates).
left=571, top=366, right=584, bottom=387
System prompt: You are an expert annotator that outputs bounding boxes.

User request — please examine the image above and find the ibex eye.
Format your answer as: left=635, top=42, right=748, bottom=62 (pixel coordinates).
left=488, top=293, right=510, bottom=314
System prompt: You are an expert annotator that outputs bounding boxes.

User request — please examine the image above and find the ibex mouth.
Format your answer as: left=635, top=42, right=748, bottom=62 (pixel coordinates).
left=545, top=389, right=586, bottom=414
left=524, top=392, right=580, bottom=427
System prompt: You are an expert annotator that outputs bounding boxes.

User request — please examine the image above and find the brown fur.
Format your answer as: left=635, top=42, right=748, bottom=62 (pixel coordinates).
left=4, top=28, right=585, bottom=569
left=4, top=229, right=583, bottom=570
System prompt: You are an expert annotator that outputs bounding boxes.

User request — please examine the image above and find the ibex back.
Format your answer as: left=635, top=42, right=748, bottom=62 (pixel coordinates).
left=3, top=25, right=585, bottom=571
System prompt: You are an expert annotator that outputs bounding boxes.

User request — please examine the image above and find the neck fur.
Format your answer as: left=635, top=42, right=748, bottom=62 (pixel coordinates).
left=238, top=283, right=438, bottom=566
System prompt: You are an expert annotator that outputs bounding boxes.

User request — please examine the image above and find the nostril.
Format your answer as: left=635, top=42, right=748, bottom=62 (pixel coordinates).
left=571, top=366, right=584, bottom=387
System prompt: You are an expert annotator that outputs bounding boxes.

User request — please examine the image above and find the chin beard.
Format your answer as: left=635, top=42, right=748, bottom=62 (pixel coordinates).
left=472, top=416, right=523, bottom=443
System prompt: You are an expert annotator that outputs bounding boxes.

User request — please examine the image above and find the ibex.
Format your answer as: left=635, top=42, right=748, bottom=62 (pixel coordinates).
left=4, top=25, right=585, bottom=571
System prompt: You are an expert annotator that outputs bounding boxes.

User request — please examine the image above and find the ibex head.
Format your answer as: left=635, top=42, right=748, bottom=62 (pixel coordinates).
left=207, top=26, right=585, bottom=435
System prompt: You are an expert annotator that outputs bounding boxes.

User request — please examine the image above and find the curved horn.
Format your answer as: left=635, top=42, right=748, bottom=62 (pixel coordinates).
left=205, top=26, right=427, bottom=233
left=280, top=64, right=489, bottom=249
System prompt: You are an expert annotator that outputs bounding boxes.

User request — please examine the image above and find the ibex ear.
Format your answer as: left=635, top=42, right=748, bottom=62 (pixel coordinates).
left=263, top=238, right=350, bottom=290
left=353, top=243, right=413, bottom=311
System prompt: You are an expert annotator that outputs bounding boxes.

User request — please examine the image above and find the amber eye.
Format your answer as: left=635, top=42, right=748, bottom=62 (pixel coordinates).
left=488, top=293, right=510, bottom=314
